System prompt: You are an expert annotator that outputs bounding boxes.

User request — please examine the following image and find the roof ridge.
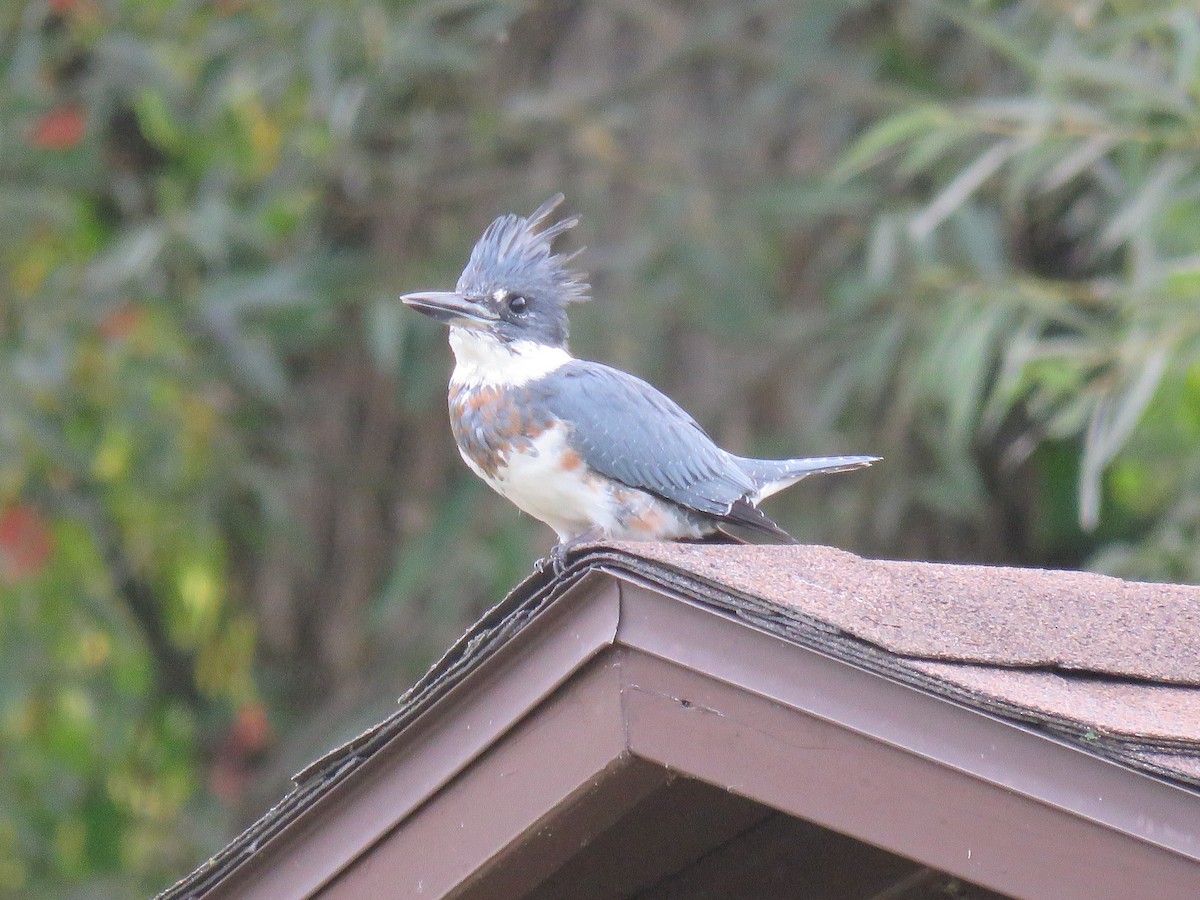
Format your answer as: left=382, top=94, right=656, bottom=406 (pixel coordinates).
left=582, top=542, right=1200, bottom=687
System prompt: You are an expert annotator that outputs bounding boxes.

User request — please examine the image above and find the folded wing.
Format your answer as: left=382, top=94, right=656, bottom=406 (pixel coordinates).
left=533, top=361, right=789, bottom=535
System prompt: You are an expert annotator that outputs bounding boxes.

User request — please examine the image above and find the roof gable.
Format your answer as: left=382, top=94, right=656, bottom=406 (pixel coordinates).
left=161, top=544, right=1200, bottom=899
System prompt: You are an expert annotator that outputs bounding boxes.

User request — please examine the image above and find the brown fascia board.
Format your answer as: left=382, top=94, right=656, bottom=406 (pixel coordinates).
left=614, top=582, right=1200, bottom=899
left=194, top=572, right=626, bottom=899
left=172, top=563, right=1200, bottom=900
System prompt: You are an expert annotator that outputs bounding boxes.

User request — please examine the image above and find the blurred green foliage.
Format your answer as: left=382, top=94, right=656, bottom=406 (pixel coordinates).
left=829, top=1, right=1200, bottom=576
left=0, top=0, right=1197, bottom=894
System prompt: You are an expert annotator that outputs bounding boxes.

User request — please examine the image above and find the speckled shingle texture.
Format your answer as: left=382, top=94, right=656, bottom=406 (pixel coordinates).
left=618, top=543, right=1200, bottom=684
left=609, top=542, right=1200, bottom=758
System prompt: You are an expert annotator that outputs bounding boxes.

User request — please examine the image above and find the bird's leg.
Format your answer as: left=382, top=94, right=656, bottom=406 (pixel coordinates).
left=532, top=546, right=562, bottom=576
left=546, top=542, right=570, bottom=576
left=536, top=526, right=606, bottom=577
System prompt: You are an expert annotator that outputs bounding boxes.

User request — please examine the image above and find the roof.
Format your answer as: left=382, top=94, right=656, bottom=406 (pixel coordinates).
left=161, top=543, right=1200, bottom=899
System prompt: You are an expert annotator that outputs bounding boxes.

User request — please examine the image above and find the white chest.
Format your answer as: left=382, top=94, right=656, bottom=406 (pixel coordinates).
left=460, top=422, right=708, bottom=544
left=471, top=424, right=610, bottom=540
left=447, top=329, right=571, bottom=390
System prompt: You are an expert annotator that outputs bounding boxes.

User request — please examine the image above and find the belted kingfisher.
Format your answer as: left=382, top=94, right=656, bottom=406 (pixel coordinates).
left=402, top=195, right=877, bottom=569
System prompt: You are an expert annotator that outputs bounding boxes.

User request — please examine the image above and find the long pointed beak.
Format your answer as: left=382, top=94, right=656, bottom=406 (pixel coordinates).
left=400, top=291, right=496, bottom=326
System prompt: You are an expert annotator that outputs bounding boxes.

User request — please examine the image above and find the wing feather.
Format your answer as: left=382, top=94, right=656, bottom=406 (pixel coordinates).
left=533, top=361, right=756, bottom=517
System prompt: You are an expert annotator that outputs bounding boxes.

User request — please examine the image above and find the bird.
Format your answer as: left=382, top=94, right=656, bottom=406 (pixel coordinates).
left=402, top=194, right=878, bottom=572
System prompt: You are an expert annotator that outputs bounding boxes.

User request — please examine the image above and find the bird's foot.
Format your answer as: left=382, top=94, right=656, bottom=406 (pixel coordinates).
left=533, top=544, right=569, bottom=577
left=549, top=542, right=570, bottom=576
left=534, top=528, right=606, bottom=577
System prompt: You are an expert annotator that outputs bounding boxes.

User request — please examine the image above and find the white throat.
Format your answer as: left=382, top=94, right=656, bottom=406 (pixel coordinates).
left=448, top=328, right=572, bottom=389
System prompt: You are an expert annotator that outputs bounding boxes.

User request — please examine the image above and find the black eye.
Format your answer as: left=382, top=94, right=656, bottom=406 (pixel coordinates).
left=507, top=294, right=528, bottom=314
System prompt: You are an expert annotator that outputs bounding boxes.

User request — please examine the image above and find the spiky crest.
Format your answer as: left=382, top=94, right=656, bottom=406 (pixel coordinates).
left=456, top=194, right=589, bottom=305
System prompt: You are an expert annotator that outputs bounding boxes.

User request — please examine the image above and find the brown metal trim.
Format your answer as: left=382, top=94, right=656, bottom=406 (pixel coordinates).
left=321, top=661, right=637, bottom=899
left=615, top=578, right=1200, bottom=899
left=213, top=576, right=623, bottom=899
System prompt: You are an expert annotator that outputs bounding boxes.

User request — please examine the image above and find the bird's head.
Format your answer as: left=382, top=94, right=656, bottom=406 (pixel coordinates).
left=402, top=194, right=588, bottom=350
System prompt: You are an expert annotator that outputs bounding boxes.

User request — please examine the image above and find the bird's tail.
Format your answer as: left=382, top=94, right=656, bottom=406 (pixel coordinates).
left=738, top=454, right=879, bottom=502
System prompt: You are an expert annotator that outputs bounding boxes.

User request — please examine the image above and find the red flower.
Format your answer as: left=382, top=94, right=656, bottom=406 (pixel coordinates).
left=0, top=504, right=53, bottom=582
left=232, top=702, right=273, bottom=754
left=48, top=0, right=102, bottom=21
left=209, top=703, right=275, bottom=804
left=98, top=303, right=145, bottom=342
left=30, top=106, right=86, bottom=150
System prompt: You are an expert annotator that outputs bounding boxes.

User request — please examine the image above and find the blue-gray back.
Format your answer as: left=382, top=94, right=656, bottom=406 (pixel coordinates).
left=530, top=361, right=756, bottom=516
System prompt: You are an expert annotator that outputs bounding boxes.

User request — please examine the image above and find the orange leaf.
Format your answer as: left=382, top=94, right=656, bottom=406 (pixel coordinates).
left=48, top=0, right=102, bottom=22
left=232, top=702, right=273, bottom=754
left=0, top=504, right=53, bottom=582
left=98, top=302, right=146, bottom=342
left=30, top=106, right=86, bottom=150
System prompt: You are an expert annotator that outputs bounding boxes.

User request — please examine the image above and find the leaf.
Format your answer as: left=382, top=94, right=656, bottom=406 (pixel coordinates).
left=830, top=106, right=946, bottom=182
left=85, top=227, right=165, bottom=294
left=1039, top=134, right=1118, bottom=193
left=909, top=137, right=1026, bottom=239
left=922, top=0, right=1041, bottom=75
left=1099, top=155, right=1188, bottom=251
left=1078, top=346, right=1170, bottom=529
left=133, top=89, right=183, bottom=155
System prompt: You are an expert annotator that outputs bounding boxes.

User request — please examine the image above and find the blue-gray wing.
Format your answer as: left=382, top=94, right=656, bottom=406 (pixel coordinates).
left=532, top=361, right=756, bottom=516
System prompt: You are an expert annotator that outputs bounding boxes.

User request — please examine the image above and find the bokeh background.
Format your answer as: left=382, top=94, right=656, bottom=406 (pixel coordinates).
left=3, top=0, right=1199, bottom=894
